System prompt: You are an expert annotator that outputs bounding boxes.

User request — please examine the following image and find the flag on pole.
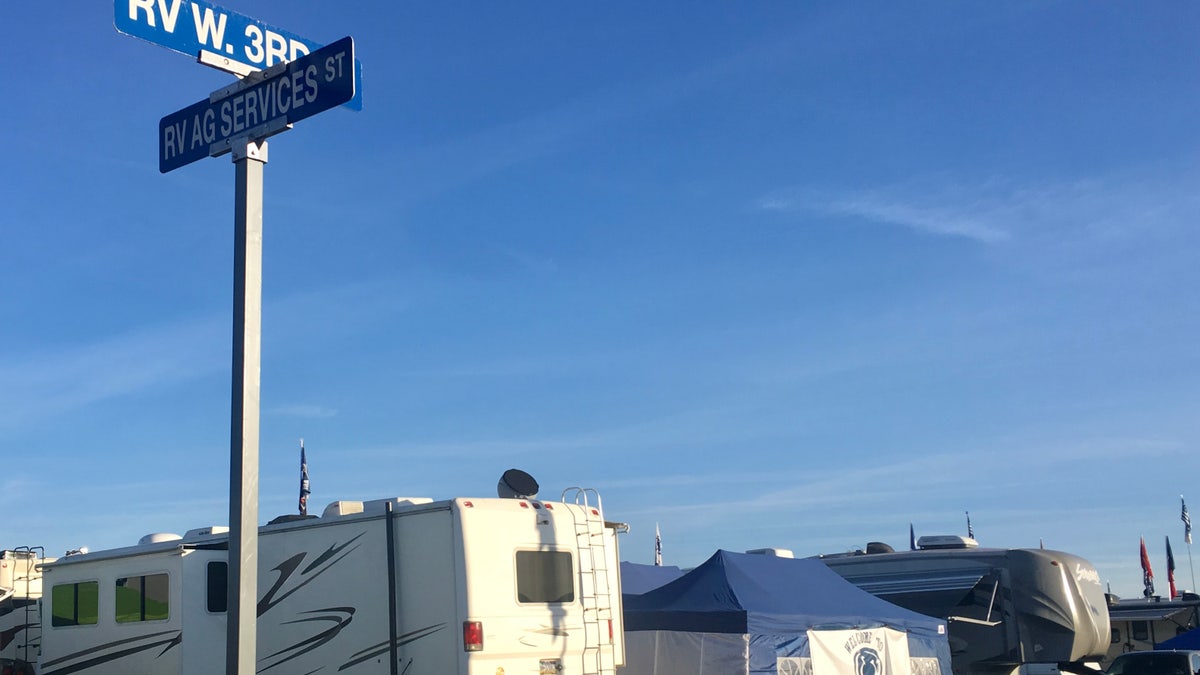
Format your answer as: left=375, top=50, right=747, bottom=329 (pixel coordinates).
left=1141, top=536, right=1155, bottom=598
left=299, top=440, right=311, bottom=516
left=654, top=523, right=662, bottom=566
left=1167, top=536, right=1177, bottom=599
left=1183, top=496, right=1192, bottom=545
left=909, top=523, right=916, bottom=551
left=966, top=511, right=974, bottom=539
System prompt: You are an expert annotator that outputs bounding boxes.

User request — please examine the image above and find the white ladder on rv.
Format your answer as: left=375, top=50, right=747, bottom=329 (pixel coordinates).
left=12, top=546, right=43, bottom=668
left=562, top=488, right=614, bottom=675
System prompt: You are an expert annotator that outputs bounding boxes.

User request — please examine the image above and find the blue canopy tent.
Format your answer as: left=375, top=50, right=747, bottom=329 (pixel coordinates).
left=623, top=550, right=952, bottom=675
left=620, top=561, right=685, bottom=595
left=1158, top=626, right=1200, bottom=650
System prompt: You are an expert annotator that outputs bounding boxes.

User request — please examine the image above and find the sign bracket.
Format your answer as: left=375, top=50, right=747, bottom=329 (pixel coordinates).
left=210, top=118, right=291, bottom=159
left=198, top=50, right=258, bottom=78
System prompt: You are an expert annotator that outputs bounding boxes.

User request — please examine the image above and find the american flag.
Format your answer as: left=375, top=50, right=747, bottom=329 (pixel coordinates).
left=1183, top=497, right=1192, bottom=545
left=299, top=441, right=311, bottom=516
left=654, top=523, right=662, bottom=567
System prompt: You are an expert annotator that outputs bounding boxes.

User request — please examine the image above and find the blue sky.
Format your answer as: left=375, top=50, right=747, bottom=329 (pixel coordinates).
left=3, top=2, right=1199, bottom=600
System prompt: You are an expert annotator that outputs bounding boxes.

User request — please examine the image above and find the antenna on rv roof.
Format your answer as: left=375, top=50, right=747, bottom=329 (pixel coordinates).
left=497, top=469, right=539, bottom=499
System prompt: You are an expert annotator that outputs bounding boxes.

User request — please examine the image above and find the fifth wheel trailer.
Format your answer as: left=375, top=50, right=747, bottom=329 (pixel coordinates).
left=817, top=536, right=1109, bottom=675
left=32, top=486, right=624, bottom=675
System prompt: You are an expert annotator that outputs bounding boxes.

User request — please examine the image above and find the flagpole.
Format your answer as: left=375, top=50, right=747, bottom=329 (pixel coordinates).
left=1184, top=496, right=1196, bottom=592
left=1185, top=538, right=1195, bottom=590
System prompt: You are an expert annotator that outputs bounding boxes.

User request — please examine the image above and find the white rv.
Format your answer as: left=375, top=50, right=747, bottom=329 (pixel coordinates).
left=34, top=485, right=625, bottom=675
left=1, top=547, right=51, bottom=675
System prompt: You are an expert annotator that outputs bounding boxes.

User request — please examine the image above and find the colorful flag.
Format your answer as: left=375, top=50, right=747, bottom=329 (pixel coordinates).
left=1140, top=536, right=1155, bottom=598
left=966, top=511, right=974, bottom=539
left=654, top=523, right=662, bottom=566
left=909, top=523, right=916, bottom=551
left=1183, top=497, right=1192, bottom=545
left=1167, top=536, right=1177, bottom=599
left=299, top=440, right=311, bottom=516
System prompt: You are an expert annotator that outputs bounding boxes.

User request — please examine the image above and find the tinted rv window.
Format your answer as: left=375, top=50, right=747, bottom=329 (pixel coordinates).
left=51, top=581, right=99, bottom=627
left=515, top=550, right=574, bottom=603
left=207, top=561, right=227, bottom=612
left=115, top=573, right=169, bottom=622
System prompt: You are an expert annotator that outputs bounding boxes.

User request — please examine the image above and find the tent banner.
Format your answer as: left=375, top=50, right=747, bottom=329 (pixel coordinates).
left=804, top=627, right=911, bottom=675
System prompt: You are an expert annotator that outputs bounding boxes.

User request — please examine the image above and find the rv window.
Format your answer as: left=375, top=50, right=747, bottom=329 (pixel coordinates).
left=115, top=573, right=170, bottom=623
left=515, top=550, right=574, bottom=604
left=1132, top=621, right=1149, bottom=641
left=207, top=562, right=227, bottom=612
left=51, top=581, right=99, bottom=627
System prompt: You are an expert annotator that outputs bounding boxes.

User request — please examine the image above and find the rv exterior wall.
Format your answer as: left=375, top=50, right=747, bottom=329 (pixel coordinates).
left=34, top=496, right=624, bottom=675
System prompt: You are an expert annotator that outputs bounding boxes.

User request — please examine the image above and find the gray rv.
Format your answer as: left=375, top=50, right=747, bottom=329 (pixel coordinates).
left=817, top=535, right=1110, bottom=675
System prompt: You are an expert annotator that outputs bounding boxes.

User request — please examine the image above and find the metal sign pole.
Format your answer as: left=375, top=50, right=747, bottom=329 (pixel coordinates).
left=227, top=138, right=266, bottom=675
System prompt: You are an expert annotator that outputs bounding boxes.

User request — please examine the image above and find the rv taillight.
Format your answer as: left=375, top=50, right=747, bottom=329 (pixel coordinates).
left=463, top=621, right=483, bottom=652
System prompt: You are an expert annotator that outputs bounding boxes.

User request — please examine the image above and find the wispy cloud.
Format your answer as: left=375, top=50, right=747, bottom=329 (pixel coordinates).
left=0, top=279, right=409, bottom=430
left=0, top=313, right=227, bottom=428
left=759, top=170, right=1200, bottom=246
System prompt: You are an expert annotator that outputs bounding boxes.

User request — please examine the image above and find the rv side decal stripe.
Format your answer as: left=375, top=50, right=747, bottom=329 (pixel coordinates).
left=41, top=630, right=182, bottom=675
left=339, top=623, right=447, bottom=671
left=258, top=607, right=356, bottom=672
left=258, top=532, right=366, bottom=616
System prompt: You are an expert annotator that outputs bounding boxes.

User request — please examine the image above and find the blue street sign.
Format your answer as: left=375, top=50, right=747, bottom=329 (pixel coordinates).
left=159, top=37, right=355, bottom=173
left=114, top=0, right=362, bottom=110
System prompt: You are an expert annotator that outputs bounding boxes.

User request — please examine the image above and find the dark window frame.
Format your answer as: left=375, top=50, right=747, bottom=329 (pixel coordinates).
left=515, top=550, right=575, bottom=604
left=114, top=572, right=170, bottom=623
left=51, top=581, right=99, bottom=627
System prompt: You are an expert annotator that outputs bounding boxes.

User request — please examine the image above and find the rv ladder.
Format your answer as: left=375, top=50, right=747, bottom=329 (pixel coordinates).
left=563, top=488, right=615, bottom=675
left=12, top=546, right=44, bottom=667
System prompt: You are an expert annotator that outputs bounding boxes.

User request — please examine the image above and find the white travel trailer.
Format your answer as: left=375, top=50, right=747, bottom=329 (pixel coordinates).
left=1, top=542, right=53, bottom=667
left=1, top=547, right=51, bottom=675
left=34, top=483, right=625, bottom=675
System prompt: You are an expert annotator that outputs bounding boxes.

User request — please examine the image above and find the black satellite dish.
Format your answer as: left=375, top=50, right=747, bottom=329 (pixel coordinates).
left=497, top=469, right=539, bottom=499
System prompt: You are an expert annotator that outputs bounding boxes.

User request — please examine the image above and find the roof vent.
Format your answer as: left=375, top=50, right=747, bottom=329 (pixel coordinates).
left=362, top=497, right=433, bottom=512
left=497, top=469, right=539, bottom=499
left=917, top=535, right=979, bottom=550
left=183, top=526, right=230, bottom=540
left=323, top=501, right=364, bottom=517
left=138, top=533, right=182, bottom=545
left=746, top=548, right=794, bottom=558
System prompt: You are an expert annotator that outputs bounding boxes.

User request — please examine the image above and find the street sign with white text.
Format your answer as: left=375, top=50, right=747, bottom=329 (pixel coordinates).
left=114, top=0, right=362, bottom=109
left=159, top=36, right=355, bottom=173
